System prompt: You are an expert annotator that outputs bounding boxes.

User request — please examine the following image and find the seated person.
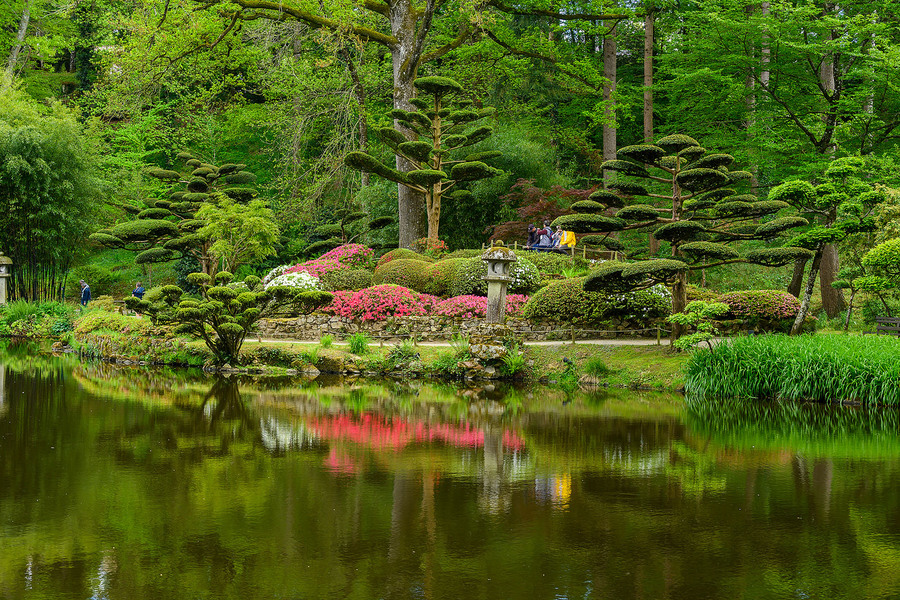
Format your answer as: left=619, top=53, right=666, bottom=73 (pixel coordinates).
left=535, top=226, right=554, bottom=252
left=525, top=224, right=538, bottom=249
left=556, top=227, right=576, bottom=252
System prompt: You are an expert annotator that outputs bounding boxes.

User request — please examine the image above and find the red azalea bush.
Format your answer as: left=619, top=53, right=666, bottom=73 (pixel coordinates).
left=324, top=285, right=439, bottom=321
left=433, top=295, right=529, bottom=319
left=719, top=290, right=800, bottom=321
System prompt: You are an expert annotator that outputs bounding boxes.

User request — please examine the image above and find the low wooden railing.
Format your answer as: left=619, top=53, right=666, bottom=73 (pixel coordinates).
left=482, top=241, right=620, bottom=261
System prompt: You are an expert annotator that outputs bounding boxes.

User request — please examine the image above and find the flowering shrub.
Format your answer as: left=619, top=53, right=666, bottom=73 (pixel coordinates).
left=523, top=277, right=670, bottom=324
left=265, top=271, right=322, bottom=291
left=433, top=294, right=529, bottom=319
left=261, top=264, right=289, bottom=286
left=318, top=243, right=375, bottom=268
left=413, top=237, right=449, bottom=259
left=719, top=290, right=800, bottom=321
left=324, top=285, right=438, bottom=321
left=451, top=256, right=541, bottom=296
left=372, top=258, right=430, bottom=292
left=285, top=258, right=344, bottom=278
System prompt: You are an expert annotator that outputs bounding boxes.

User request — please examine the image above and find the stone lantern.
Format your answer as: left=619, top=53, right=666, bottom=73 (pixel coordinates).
left=481, top=243, right=517, bottom=324
left=0, top=254, right=10, bottom=305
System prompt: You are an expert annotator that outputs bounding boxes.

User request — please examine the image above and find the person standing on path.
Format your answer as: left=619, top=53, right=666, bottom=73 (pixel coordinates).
left=79, top=279, right=91, bottom=307
left=132, top=282, right=145, bottom=300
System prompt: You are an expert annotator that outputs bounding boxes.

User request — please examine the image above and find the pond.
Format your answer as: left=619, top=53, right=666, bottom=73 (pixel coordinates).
left=2, top=343, right=900, bottom=599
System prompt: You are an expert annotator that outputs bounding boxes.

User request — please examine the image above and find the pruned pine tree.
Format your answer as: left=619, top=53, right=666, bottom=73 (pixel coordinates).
left=768, top=157, right=882, bottom=334
left=344, top=76, right=502, bottom=245
left=89, top=153, right=259, bottom=276
left=308, top=209, right=394, bottom=256
left=557, top=134, right=812, bottom=338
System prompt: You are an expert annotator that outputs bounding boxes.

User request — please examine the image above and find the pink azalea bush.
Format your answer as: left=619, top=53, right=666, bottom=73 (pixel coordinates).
left=283, top=244, right=375, bottom=278
left=433, top=294, right=529, bottom=319
left=324, top=285, right=439, bottom=321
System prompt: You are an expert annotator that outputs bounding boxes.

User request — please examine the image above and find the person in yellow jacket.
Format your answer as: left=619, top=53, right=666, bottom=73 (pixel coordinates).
left=553, top=226, right=576, bottom=253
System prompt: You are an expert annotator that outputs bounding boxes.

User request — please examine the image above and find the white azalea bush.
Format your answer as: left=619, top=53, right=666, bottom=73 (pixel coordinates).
left=450, top=256, right=541, bottom=296
left=264, top=271, right=322, bottom=291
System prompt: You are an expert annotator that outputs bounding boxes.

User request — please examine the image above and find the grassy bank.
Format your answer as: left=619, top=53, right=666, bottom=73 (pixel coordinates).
left=684, top=334, right=900, bottom=405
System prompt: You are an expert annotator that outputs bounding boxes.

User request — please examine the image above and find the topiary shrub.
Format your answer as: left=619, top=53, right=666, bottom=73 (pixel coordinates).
left=324, top=285, right=438, bottom=321
left=450, top=256, right=541, bottom=296
left=372, top=259, right=430, bottom=291
left=686, top=284, right=721, bottom=302
left=423, top=258, right=470, bottom=296
left=511, top=250, right=574, bottom=276
left=320, top=268, right=373, bottom=292
left=522, top=277, right=671, bottom=324
left=718, top=290, right=800, bottom=331
left=443, top=249, right=483, bottom=259
left=376, top=248, right=434, bottom=268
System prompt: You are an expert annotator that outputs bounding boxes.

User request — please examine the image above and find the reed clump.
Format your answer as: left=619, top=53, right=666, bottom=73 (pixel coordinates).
left=684, top=334, right=900, bottom=405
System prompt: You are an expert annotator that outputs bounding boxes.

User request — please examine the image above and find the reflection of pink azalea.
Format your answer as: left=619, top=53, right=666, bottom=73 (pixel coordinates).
left=306, top=413, right=525, bottom=451
left=324, top=448, right=359, bottom=474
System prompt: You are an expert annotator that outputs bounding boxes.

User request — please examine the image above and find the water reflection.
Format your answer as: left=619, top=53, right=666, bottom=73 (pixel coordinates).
left=3, top=354, right=900, bottom=599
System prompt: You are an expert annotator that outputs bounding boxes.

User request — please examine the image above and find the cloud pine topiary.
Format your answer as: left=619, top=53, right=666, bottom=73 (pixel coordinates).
left=560, top=134, right=811, bottom=337
left=344, top=76, right=502, bottom=245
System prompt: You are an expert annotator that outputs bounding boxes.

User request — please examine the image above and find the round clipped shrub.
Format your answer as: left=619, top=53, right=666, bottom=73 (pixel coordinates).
left=719, top=290, right=800, bottom=331
left=372, top=259, right=430, bottom=291
left=433, top=294, right=529, bottom=319
left=320, top=268, right=373, bottom=292
left=686, top=284, right=721, bottom=302
left=443, top=249, right=483, bottom=259
left=376, top=248, right=434, bottom=268
left=511, top=250, right=574, bottom=276
left=423, top=258, right=470, bottom=296
left=450, top=256, right=540, bottom=296
left=324, top=285, right=437, bottom=321
left=523, top=277, right=671, bottom=324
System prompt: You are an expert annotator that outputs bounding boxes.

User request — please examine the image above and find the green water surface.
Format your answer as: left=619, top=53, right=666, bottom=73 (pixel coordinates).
left=1, top=343, right=900, bottom=599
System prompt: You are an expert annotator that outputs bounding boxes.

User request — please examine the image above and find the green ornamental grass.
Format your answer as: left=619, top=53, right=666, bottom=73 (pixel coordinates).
left=685, top=334, right=900, bottom=405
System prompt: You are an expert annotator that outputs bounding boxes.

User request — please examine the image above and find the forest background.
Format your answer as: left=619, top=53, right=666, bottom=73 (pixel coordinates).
left=2, top=0, right=900, bottom=319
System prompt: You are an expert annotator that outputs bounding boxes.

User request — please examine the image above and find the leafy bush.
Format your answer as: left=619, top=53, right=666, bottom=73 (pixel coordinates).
left=74, top=311, right=155, bottom=335
left=66, top=264, right=119, bottom=299
left=512, top=250, right=574, bottom=275
left=443, top=249, right=483, bottom=259
left=719, top=290, right=800, bottom=322
left=686, top=284, right=720, bottom=302
left=376, top=248, right=434, bottom=267
left=522, top=277, right=671, bottom=323
left=432, top=294, right=529, bottom=319
left=3, top=300, right=40, bottom=325
left=450, top=256, right=541, bottom=296
left=348, top=332, right=370, bottom=355
left=324, top=285, right=438, bottom=321
left=423, top=258, right=470, bottom=296
left=372, top=259, right=430, bottom=291
left=500, top=342, right=526, bottom=377
left=320, top=268, right=373, bottom=292
left=585, top=355, right=613, bottom=376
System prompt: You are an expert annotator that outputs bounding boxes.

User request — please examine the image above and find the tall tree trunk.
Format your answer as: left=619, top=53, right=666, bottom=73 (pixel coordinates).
left=787, top=258, right=807, bottom=297
left=6, top=0, right=31, bottom=76
left=643, top=10, right=654, bottom=143
left=602, top=23, right=617, bottom=186
left=391, top=0, right=427, bottom=248
left=819, top=243, right=845, bottom=318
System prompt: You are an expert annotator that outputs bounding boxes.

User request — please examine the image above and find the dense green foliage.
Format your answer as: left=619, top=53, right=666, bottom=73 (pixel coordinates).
left=685, top=335, right=900, bottom=405
left=450, top=256, right=540, bottom=296
left=371, top=259, right=430, bottom=292
left=522, top=277, right=671, bottom=324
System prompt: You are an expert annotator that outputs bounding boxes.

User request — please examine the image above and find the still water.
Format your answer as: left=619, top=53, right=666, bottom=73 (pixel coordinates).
left=2, top=345, right=900, bottom=599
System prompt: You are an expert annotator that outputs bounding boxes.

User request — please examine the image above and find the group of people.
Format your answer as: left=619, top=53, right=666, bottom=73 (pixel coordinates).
left=525, top=221, right=576, bottom=253
left=76, top=280, right=144, bottom=307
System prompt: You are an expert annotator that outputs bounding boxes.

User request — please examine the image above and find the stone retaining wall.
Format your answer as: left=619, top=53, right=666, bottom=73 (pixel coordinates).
left=254, top=314, right=665, bottom=342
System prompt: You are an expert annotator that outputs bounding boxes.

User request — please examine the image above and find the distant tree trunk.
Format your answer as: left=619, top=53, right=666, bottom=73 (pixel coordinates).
left=791, top=249, right=823, bottom=335
left=643, top=10, right=654, bottom=143
left=6, top=0, right=31, bottom=76
left=819, top=243, right=845, bottom=318
left=602, top=23, right=617, bottom=187
left=787, top=258, right=807, bottom=297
